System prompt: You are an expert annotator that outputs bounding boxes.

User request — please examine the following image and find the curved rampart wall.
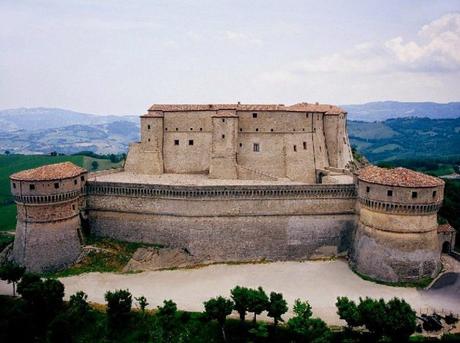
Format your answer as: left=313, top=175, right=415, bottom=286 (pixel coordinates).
left=86, top=182, right=357, bottom=261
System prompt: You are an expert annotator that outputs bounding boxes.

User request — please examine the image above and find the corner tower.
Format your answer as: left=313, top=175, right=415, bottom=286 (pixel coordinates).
left=351, top=166, right=444, bottom=283
left=10, top=162, right=88, bottom=272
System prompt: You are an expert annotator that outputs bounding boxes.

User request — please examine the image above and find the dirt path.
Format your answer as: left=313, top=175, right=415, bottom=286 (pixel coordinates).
left=1, top=260, right=459, bottom=325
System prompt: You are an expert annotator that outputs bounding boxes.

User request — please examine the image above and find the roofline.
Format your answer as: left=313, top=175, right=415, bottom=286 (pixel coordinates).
left=357, top=178, right=445, bottom=188
left=10, top=170, right=87, bottom=182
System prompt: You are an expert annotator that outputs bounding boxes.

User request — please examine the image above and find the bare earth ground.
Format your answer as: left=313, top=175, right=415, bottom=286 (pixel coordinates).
left=2, top=259, right=458, bottom=325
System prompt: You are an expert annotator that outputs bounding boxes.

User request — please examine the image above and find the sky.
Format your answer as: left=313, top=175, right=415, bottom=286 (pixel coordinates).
left=1, top=0, right=460, bottom=115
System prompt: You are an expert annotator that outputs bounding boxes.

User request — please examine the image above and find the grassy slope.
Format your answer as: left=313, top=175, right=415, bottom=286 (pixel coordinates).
left=0, top=154, right=121, bottom=232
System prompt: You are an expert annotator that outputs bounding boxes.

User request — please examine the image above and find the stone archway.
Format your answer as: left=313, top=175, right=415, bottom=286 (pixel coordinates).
left=442, top=241, right=451, bottom=253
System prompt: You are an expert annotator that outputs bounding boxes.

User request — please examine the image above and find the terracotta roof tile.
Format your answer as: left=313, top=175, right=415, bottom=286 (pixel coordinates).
left=147, top=103, right=345, bottom=115
left=10, top=162, right=87, bottom=181
left=438, top=224, right=455, bottom=233
left=358, top=165, right=444, bottom=188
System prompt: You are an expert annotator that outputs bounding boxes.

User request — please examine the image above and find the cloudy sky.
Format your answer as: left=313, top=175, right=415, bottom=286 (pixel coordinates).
left=1, top=0, right=460, bottom=115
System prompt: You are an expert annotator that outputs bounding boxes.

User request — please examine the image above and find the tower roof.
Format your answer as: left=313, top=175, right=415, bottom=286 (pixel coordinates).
left=358, top=165, right=444, bottom=188
left=10, top=162, right=87, bottom=181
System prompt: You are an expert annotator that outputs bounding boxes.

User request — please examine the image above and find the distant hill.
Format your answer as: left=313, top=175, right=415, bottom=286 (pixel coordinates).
left=348, top=117, right=460, bottom=162
left=342, top=101, right=460, bottom=121
left=1, top=106, right=459, bottom=160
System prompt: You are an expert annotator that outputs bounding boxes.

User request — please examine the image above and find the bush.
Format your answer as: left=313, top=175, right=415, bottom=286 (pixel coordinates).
left=104, top=289, right=132, bottom=332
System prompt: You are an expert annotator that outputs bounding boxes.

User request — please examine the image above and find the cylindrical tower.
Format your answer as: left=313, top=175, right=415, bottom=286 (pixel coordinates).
left=10, top=162, right=88, bottom=272
left=351, top=165, right=444, bottom=283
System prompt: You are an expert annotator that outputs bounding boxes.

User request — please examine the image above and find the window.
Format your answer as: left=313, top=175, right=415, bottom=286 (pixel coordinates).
left=270, top=128, right=273, bottom=132
left=293, top=128, right=296, bottom=131
left=222, top=119, right=225, bottom=123
left=253, top=113, right=258, bottom=118
left=387, top=190, right=393, bottom=197
left=433, top=191, right=437, bottom=198
left=253, top=143, right=260, bottom=152
left=165, top=128, right=168, bottom=131
left=176, top=128, right=178, bottom=131
left=54, top=182, right=59, bottom=189
left=239, top=143, right=242, bottom=147
left=306, top=113, right=309, bottom=118
left=239, top=128, right=242, bottom=132
left=74, top=179, right=77, bottom=185
left=72, top=204, right=76, bottom=210
left=12, top=183, right=16, bottom=189
left=222, top=134, right=225, bottom=139
left=255, top=128, right=259, bottom=132
left=174, top=139, right=179, bottom=145
left=200, top=128, right=203, bottom=131
left=147, top=124, right=151, bottom=130
left=148, top=138, right=151, bottom=142
left=412, top=191, right=418, bottom=199
left=30, top=184, right=35, bottom=190
left=293, top=145, right=297, bottom=152
left=80, top=176, right=85, bottom=181
left=190, top=128, right=193, bottom=131
left=189, top=140, right=194, bottom=146
left=303, top=142, right=307, bottom=150
left=366, top=186, right=370, bottom=193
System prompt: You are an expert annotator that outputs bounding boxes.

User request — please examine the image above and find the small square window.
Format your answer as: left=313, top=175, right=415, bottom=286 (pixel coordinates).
left=303, top=142, right=307, bottom=150
left=189, top=140, right=194, bottom=146
left=306, top=113, right=309, bottom=118
left=239, top=128, right=242, bottom=132
left=72, top=204, right=76, bottom=210
left=253, top=143, right=260, bottom=152
left=222, top=119, right=225, bottom=123
left=54, top=182, right=60, bottom=189
left=366, top=186, right=370, bottom=193
left=174, top=140, right=179, bottom=145
left=176, top=128, right=178, bottom=131
left=200, top=128, right=203, bottom=131
left=432, top=191, right=437, bottom=198
left=80, top=176, right=85, bottom=181
left=252, top=113, right=257, bottom=118
left=165, top=128, right=168, bottom=131
left=255, top=128, right=259, bottom=132
left=147, top=124, right=151, bottom=130
left=293, top=145, right=297, bottom=152
left=387, top=190, right=393, bottom=196
left=148, top=138, right=151, bottom=142
left=12, top=183, right=16, bottom=189
left=270, top=128, right=273, bottom=132
left=30, top=184, right=35, bottom=190
left=222, top=134, right=225, bottom=139
left=412, top=191, right=418, bottom=199
left=74, top=179, right=77, bottom=185
left=190, top=128, right=193, bottom=131
left=239, top=143, right=242, bottom=147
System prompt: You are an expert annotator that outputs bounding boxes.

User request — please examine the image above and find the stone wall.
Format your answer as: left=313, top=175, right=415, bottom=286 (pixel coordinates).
left=86, top=181, right=357, bottom=261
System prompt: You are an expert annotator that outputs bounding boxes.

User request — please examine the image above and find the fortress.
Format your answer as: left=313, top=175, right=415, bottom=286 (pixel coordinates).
left=8, top=103, right=456, bottom=283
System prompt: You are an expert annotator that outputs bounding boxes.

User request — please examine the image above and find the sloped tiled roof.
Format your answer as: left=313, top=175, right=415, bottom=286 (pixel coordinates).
left=10, top=162, right=87, bottom=181
left=147, top=102, right=345, bottom=115
left=358, top=165, right=444, bottom=188
left=438, top=224, right=455, bottom=233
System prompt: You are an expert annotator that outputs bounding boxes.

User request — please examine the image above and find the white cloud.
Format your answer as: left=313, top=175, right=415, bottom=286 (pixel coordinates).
left=265, top=12, right=460, bottom=78
left=223, top=30, right=263, bottom=46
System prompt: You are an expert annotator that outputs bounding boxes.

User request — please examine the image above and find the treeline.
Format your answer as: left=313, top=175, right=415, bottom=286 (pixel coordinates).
left=71, top=151, right=126, bottom=163
left=2, top=263, right=458, bottom=343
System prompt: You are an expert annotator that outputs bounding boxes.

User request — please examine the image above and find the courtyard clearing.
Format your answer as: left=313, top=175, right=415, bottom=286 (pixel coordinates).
left=1, top=259, right=459, bottom=325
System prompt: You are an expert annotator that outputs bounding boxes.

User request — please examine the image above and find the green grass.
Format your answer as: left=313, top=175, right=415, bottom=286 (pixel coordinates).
left=0, top=232, right=14, bottom=250
left=352, top=268, right=433, bottom=289
left=0, top=154, right=122, bottom=233
left=45, top=236, right=160, bottom=278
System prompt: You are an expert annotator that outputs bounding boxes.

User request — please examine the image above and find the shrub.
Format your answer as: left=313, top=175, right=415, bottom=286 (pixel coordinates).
left=104, top=289, right=132, bottom=331
left=203, top=296, right=234, bottom=342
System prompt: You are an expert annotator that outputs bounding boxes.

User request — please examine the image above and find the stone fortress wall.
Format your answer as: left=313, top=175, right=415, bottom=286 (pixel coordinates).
left=85, top=181, right=357, bottom=261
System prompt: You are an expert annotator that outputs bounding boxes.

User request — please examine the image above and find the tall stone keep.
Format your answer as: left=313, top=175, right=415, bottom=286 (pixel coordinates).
left=209, top=110, right=238, bottom=179
left=10, top=162, right=88, bottom=272
left=351, top=166, right=444, bottom=282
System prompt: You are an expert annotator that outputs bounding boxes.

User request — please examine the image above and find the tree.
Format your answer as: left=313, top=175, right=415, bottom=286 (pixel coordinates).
left=105, top=289, right=132, bottom=331
left=383, top=298, right=416, bottom=342
left=4, top=150, right=10, bottom=155
left=156, top=299, right=179, bottom=341
left=0, top=262, right=25, bottom=296
left=287, top=299, right=331, bottom=343
left=91, top=160, right=99, bottom=170
left=247, top=287, right=269, bottom=323
left=336, top=297, right=362, bottom=329
left=249, top=322, right=269, bottom=342
left=68, top=291, right=91, bottom=320
left=135, top=295, right=148, bottom=314
left=357, top=297, right=387, bottom=339
left=230, top=285, right=251, bottom=322
left=267, top=291, right=288, bottom=326
left=203, top=296, right=234, bottom=342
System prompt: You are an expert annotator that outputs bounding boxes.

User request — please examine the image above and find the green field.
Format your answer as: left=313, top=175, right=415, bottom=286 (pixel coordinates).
left=0, top=154, right=122, bottom=232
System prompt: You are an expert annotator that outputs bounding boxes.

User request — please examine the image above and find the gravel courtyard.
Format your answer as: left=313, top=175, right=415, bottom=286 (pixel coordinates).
left=1, top=259, right=459, bottom=325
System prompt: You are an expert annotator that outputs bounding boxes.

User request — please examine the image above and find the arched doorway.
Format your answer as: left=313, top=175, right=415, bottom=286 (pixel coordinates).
left=442, top=241, right=451, bottom=253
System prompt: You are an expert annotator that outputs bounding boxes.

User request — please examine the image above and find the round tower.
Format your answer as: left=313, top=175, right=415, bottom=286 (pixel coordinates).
left=10, top=162, right=88, bottom=272
left=351, top=166, right=444, bottom=283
